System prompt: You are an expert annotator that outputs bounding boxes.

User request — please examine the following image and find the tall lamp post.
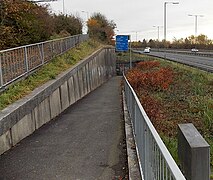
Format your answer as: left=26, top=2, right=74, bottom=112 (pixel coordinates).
left=135, top=31, right=138, bottom=42
left=188, top=14, right=204, bottom=37
left=81, top=11, right=89, bottom=34
left=62, top=0, right=65, bottom=14
left=153, top=26, right=163, bottom=41
left=81, top=11, right=89, bottom=20
left=164, top=1, right=179, bottom=41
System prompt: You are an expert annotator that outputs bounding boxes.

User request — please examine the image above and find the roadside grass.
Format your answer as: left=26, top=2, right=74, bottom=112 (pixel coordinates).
left=161, top=135, right=178, bottom=163
left=123, top=53, right=213, bottom=177
left=116, top=51, right=155, bottom=62
left=0, top=39, right=102, bottom=110
left=157, top=62, right=213, bottom=178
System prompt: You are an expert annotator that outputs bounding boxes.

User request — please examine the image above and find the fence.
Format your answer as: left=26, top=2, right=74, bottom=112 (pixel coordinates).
left=0, top=34, right=89, bottom=89
left=0, top=47, right=116, bottom=155
left=123, top=75, right=186, bottom=180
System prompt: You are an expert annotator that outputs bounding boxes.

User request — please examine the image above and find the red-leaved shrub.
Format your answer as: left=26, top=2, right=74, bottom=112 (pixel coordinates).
left=136, top=60, right=160, bottom=70
left=126, top=61, right=174, bottom=91
left=126, top=61, right=175, bottom=135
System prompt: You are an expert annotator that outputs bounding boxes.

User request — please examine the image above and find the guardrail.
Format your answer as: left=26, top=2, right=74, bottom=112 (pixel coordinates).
left=0, top=34, right=89, bottom=90
left=133, top=48, right=213, bottom=58
left=152, top=49, right=213, bottom=58
left=123, top=75, right=186, bottom=180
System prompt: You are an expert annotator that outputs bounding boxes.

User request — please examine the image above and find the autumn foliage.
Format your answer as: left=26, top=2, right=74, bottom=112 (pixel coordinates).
left=126, top=60, right=175, bottom=135
left=132, top=34, right=213, bottom=50
left=126, top=59, right=213, bottom=169
left=87, top=13, right=116, bottom=44
left=0, top=0, right=82, bottom=50
left=0, top=0, right=50, bottom=48
left=127, top=61, right=174, bottom=91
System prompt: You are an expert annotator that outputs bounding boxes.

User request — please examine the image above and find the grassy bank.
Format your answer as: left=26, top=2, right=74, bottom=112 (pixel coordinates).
left=0, top=40, right=102, bottom=110
left=116, top=51, right=154, bottom=62
left=123, top=52, right=213, bottom=178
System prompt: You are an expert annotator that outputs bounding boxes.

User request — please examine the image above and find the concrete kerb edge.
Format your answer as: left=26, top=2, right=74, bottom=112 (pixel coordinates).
left=122, top=90, right=142, bottom=180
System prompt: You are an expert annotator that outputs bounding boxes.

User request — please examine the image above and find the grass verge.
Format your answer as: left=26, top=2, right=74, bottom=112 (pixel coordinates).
left=0, top=39, right=102, bottom=110
left=123, top=52, right=213, bottom=178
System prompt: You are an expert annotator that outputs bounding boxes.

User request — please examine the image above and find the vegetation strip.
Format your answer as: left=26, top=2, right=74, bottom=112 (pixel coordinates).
left=0, top=40, right=102, bottom=110
left=121, top=52, right=213, bottom=177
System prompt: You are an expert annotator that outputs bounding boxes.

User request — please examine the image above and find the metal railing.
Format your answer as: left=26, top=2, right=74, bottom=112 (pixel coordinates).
left=123, top=75, right=186, bottom=180
left=0, top=34, right=89, bottom=89
left=132, top=48, right=213, bottom=57
left=152, top=48, right=213, bottom=57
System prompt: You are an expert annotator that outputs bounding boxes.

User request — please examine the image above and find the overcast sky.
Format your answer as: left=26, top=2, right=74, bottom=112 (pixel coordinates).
left=45, top=0, right=213, bottom=41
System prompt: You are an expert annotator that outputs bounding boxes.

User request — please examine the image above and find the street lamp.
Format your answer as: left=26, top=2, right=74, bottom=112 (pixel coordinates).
left=63, top=0, right=65, bottom=14
left=135, top=31, right=138, bottom=42
left=188, top=14, right=204, bottom=36
left=164, top=1, right=179, bottom=40
left=153, top=26, right=163, bottom=41
left=81, top=11, right=89, bottom=34
left=81, top=11, right=89, bottom=20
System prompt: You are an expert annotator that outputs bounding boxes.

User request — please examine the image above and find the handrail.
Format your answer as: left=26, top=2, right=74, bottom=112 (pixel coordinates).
left=123, top=75, right=186, bottom=180
left=0, top=34, right=89, bottom=90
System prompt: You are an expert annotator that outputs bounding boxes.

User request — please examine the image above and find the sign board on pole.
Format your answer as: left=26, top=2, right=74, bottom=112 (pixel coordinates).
left=116, top=35, right=129, bottom=51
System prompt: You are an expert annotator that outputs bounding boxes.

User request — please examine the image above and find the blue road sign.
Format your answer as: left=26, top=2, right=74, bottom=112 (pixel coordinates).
left=116, top=35, right=129, bottom=51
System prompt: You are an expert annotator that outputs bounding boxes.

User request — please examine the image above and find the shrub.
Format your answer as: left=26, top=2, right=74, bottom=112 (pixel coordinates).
left=136, top=60, right=160, bottom=70
left=126, top=61, right=174, bottom=91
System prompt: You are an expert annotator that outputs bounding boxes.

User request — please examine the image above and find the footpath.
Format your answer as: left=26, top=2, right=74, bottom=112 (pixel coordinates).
left=0, top=76, right=128, bottom=180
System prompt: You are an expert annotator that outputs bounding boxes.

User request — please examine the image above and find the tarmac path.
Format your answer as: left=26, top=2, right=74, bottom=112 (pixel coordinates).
left=0, top=76, right=127, bottom=180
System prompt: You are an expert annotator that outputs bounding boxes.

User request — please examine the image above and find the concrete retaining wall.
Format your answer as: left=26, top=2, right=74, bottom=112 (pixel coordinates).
left=0, top=47, right=116, bottom=155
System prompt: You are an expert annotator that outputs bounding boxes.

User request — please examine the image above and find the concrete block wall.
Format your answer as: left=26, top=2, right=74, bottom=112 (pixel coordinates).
left=0, top=47, right=116, bottom=155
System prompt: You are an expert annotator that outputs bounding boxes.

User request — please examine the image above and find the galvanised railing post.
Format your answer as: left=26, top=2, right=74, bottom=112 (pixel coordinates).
left=0, top=54, right=3, bottom=87
left=65, top=38, right=67, bottom=51
left=148, top=131, right=151, bottom=180
left=160, top=152, right=162, bottom=180
left=144, top=123, right=147, bottom=179
left=41, top=43, right=44, bottom=64
left=38, top=44, right=43, bottom=65
left=24, top=46, right=29, bottom=73
left=51, top=41, right=54, bottom=58
left=158, top=148, right=160, bottom=179
left=67, top=37, right=69, bottom=50
left=0, top=34, right=88, bottom=90
left=123, top=75, right=186, bottom=180
left=165, top=161, right=168, bottom=179
left=134, top=101, right=137, bottom=136
left=60, top=39, right=63, bottom=54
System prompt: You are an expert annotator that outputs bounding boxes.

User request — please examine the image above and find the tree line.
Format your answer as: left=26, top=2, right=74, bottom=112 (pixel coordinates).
left=87, top=12, right=116, bottom=44
left=0, top=0, right=83, bottom=50
left=132, top=34, right=213, bottom=50
left=0, top=0, right=116, bottom=50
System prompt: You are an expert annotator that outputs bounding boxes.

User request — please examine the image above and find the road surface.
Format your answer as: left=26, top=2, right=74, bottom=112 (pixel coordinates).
left=136, top=50, right=213, bottom=72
